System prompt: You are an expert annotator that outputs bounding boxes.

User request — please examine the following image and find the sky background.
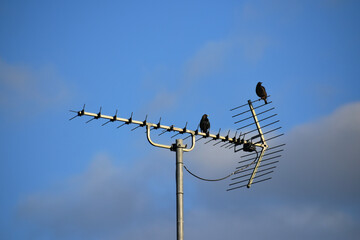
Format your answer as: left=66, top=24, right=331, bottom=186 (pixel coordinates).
left=1, top=0, right=360, bottom=239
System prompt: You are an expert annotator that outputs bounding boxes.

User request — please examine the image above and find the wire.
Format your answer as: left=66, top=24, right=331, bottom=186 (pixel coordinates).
left=183, top=165, right=235, bottom=182
left=183, top=150, right=259, bottom=182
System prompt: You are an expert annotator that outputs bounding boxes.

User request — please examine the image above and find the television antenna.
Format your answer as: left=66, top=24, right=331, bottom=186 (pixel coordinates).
left=69, top=96, right=284, bottom=240
left=227, top=98, right=285, bottom=190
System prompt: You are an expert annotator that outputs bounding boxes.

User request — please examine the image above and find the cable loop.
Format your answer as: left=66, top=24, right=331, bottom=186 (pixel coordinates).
left=183, top=150, right=259, bottom=182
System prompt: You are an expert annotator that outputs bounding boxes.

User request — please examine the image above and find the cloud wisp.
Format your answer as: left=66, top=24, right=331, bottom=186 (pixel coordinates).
left=142, top=33, right=270, bottom=114
left=0, top=58, right=71, bottom=119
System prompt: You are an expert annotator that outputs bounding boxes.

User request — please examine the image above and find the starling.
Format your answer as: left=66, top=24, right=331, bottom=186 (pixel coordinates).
left=199, top=114, right=210, bottom=134
left=256, top=82, right=268, bottom=104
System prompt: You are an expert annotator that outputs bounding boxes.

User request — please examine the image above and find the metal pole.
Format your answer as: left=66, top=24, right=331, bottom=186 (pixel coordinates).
left=174, top=139, right=185, bottom=240
left=146, top=125, right=194, bottom=239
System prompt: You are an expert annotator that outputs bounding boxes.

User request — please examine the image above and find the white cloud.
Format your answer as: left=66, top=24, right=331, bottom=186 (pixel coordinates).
left=141, top=90, right=177, bottom=115
left=236, top=36, right=269, bottom=63
left=16, top=152, right=175, bottom=240
left=183, top=40, right=231, bottom=84
left=184, top=205, right=358, bottom=240
left=270, top=102, right=360, bottom=204
left=142, top=34, right=270, bottom=113
left=183, top=35, right=269, bottom=84
left=0, top=58, right=71, bottom=118
left=139, top=39, right=232, bottom=114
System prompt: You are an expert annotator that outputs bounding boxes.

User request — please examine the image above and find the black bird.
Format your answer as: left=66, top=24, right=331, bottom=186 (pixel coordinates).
left=256, top=82, right=268, bottom=104
left=199, top=114, right=210, bottom=134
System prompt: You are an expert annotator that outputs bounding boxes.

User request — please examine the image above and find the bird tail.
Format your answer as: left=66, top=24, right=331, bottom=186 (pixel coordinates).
left=262, top=97, right=268, bottom=104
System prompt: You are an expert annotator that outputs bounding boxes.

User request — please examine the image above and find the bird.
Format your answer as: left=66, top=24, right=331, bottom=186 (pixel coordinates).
left=199, top=114, right=210, bottom=134
left=256, top=82, right=268, bottom=104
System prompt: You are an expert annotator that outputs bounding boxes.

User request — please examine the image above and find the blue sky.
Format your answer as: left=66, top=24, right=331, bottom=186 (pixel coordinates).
left=1, top=0, right=360, bottom=239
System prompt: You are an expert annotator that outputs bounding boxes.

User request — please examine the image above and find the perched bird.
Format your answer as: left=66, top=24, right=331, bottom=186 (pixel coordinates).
left=199, top=114, right=210, bottom=134
left=256, top=82, right=268, bottom=104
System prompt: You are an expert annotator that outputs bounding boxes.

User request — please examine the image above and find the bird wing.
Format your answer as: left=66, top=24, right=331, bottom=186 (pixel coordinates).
left=200, top=119, right=205, bottom=132
left=261, top=86, right=267, bottom=97
left=256, top=85, right=266, bottom=97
